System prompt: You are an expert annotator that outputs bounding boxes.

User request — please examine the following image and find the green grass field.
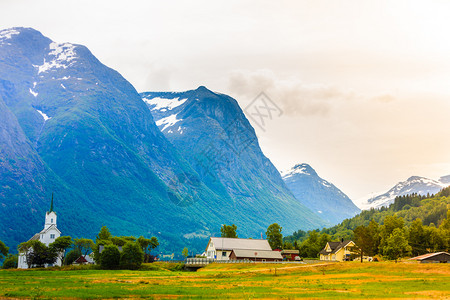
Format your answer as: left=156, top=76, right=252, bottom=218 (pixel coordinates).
left=0, top=261, right=449, bottom=299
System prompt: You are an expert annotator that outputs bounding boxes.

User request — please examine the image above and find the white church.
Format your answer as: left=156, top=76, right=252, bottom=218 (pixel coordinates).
left=18, top=197, right=62, bottom=269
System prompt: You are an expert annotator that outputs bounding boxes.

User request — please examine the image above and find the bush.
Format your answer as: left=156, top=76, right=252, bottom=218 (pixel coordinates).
left=2, top=254, right=18, bottom=269
left=100, top=244, right=120, bottom=269
left=120, top=242, right=144, bottom=270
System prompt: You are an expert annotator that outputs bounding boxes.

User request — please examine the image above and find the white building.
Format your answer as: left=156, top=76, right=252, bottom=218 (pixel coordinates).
left=18, top=199, right=62, bottom=268
left=205, top=237, right=274, bottom=261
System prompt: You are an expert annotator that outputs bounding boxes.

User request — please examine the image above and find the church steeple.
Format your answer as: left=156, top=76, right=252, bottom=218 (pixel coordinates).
left=49, top=193, right=54, bottom=212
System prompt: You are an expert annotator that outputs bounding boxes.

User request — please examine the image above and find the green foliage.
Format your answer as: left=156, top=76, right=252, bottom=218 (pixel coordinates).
left=49, top=236, right=72, bottom=264
left=99, top=244, right=120, bottom=269
left=2, top=254, right=18, bottom=269
left=382, top=228, right=412, bottom=261
left=74, top=238, right=95, bottom=258
left=0, top=240, right=8, bottom=260
left=119, top=242, right=144, bottom=270
left=220, top=224, right=238, bottom=238
left=285, top=191, right=449, bottom=260
left=111, top=237, right=127, bottom=247
left=266, top=223, right=283, bottom=250
left=298, top=231, right=331, bottom=258
left=64, top=248, right=82, bottom=266
left=96, top=226, right=112, bottom=241
left=182, top=247, right=189, bottom=258
left=18, top=240, right=57, bottom=268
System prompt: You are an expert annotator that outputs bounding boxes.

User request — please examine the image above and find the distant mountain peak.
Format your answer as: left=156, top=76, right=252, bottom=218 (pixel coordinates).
left=282, top=163, right=317, bottom=177
left=282, top=163, right=360, bottom=224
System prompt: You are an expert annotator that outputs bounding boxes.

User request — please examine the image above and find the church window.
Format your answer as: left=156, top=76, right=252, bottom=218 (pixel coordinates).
left=51, top=218, right=53, bottom=223
left=50, top=234, right=55, bottom=239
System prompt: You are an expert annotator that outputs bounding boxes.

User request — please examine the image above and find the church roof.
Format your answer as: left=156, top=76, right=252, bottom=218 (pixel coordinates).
left=39, top=224, right=61, bottom=235
left=28, top=233, right=41, bottom=242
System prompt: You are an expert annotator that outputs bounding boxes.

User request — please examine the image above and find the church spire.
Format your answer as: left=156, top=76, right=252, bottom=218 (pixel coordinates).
left=50, top=193, right=54, bottom=212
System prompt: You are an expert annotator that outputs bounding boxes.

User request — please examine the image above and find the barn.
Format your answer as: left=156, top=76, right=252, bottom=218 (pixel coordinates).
left=410, top=252, right=450, bottom=263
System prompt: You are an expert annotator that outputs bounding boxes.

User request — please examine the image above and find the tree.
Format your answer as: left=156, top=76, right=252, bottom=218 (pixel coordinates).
left=0, top=240, right=9, bottom=260
left=18, top=241, right=33, bottom=268
left=221, top=224, right=238, bottom=238
left=22, top=240, right=57, bottom=268
left=137, top=236, right=159, bottom=263
left=111, top=236, right=127, bottom=247
left=353, top=225, right=377, bottom=262
left=96, top=226, right=112, bottom=241
left=74, top=238, right=95, bottom=258
left=99, top=244, right=120, bottom=269
left=383, top=228, right=412, bottom=262
left=64, top=248, right=82, bottom=265
left=120, top=242, right=144, bottom=270
left=182, top=247, right=189, bottom=258
left=266, top=223, right=283, bottom=250
left=49, top=236, right=72, bottom=264
left=2, top=254, right=18, bottom=269
left=409, top=219, right=426, bottom=256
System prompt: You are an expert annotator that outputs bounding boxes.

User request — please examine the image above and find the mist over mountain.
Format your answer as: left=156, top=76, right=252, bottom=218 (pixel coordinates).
left=281, top=163, right=360, bottom=224
left=0, top=27, right=328, bottom=253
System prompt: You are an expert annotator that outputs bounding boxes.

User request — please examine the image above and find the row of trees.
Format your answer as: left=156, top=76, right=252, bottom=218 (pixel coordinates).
left=1, top=226, right=159, bottom=270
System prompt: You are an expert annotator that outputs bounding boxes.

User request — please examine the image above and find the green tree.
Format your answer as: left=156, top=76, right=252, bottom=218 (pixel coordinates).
left=2, top=254, right=18, bottom=269
left=74, top=238, right=95, bottom=258
left=18, top=241, right=33, bottom=268
left=220, top=224, right=238, bottom=238
left=111, top=236, right=127, bottom=247
left=266, top=223, right=283, bottom=250
left=22, top=240, right=57, bottom=268
left=100, top=244, right=120, bottom=269
left=49, top=236, right=72, bottom=264
left=120, top=242, right=144, bottom=270
left=182, top=247, right=189, bottom=258
left=0, top=240, right=9, bottom=260
left=409, top=219, right=426, bottom=256
left=96, top=226, right=112, bottom=241
left=137, top=236, right=159, bottom=262
left=383, top=228, right=412, bottom=262
left=64, top=248, right=82, bottom=265
left=353, top=225, right=377, bottom=262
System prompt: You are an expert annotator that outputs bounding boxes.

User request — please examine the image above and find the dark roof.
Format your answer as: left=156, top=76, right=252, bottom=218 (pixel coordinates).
left=74, top=256, right=88, bottom=263
left=319, top=240, right=354, bottom=255
left=410, top=252, right=450, bottom=261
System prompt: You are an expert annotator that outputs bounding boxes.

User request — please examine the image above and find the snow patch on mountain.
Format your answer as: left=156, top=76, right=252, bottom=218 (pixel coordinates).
left=281, top=163, right=313, bottom=178
left=29, top=88, right=38, bottom=97
left=143, top=96, right=187, bottom=111
left=0, top=28, right=20, bottom=43
left=155, top=114, right=182, bottom=132
left=37, top=42, right=77, bottom=74
left=36, top=109, right=51, bottom=121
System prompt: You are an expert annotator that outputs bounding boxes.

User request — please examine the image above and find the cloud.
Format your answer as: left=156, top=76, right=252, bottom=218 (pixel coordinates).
left=227, top=69, right=356, bottom=116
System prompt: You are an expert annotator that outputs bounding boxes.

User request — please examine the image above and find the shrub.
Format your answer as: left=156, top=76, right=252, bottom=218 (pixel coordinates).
left=120, top=242, right=144, bottom=270
left=2, top=254, right=18, bottom=269
left=100, top=244, right=120, bottom=269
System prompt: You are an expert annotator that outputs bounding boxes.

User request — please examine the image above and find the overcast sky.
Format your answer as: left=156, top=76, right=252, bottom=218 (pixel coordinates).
left=2, top=0, right=450, bottom=203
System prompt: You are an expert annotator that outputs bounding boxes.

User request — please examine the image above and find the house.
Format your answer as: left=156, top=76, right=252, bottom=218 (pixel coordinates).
left=409, top=252, right=450, bottom=263
left=18, top=198, right=62, bottom=269
left=205, top=237, right=273, bottom=261
left=229, top=249, right=282, bottom=262
left=319, top=240, right=356, bottom=261
left=73, top=253, right=95, bottom=265
left=281, top=249, right=300, bottom=261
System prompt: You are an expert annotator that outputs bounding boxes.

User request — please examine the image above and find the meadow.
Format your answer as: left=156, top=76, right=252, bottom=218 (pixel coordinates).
left=0, top=261, right=449, bottom=299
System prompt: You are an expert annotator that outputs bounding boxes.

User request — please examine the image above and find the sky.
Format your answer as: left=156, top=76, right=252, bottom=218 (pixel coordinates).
left=1, top=0, right=450, bottom=204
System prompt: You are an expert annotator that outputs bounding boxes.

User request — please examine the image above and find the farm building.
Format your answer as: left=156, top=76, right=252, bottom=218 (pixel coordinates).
left=281, top=249, right=300, bottom=261
left=229, top=249, right=282, bottom=262
left=205, top=237, right=274, bottom=261
left=409, top=252, right=450, bottom=263
left=319, top=240, right=356, bottom=262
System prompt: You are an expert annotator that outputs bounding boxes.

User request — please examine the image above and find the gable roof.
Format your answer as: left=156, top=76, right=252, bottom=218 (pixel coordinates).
left=39, top=224, right=61, bottom=235
left=319, top=240, right=354, bottom=255
left=231, top=249, right=283, bottom=260
left=207, top=237, right=272, bottom=252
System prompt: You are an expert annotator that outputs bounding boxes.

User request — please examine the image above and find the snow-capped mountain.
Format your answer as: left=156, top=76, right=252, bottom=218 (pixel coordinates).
left=358, top=175, right=450, bottom=210
left=281, top=163, right=360, bottom=224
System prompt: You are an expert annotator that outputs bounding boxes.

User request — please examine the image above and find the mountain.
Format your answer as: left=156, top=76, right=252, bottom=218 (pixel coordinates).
left=140, top=88, right=328, bottom=233
left=359, top=175, right=450, bottom=210
left=0, top=27, right=327, bottom=253
left=281, top=163, right=360, bottom=224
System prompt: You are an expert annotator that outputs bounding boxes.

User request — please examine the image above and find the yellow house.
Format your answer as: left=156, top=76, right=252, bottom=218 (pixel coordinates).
left=319, top=240, right=356, bottom=261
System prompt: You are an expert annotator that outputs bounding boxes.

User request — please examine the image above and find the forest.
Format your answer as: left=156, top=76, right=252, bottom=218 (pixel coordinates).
left=283, top=186, right=450, bottom=259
